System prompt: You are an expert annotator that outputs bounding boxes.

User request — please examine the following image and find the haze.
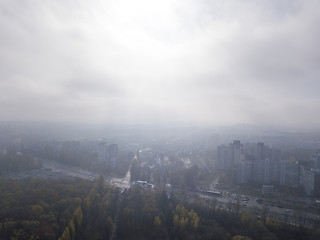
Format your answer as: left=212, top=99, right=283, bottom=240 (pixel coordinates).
left=1, top=0, right=319, bottom=129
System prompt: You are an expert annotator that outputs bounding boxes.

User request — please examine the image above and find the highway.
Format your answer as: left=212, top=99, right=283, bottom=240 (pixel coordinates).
left=191, top=189, right=320, bottom=228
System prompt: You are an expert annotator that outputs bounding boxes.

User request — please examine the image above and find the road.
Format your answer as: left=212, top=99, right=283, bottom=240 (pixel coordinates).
left=4, top=160, right=132, bottom=190
left=191, top=188, right=320, bottom=228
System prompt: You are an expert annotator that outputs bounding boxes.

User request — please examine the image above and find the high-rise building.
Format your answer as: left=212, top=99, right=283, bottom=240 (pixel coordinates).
left=311, top=152, right=320, bottom=171
left=269, top=148, right=280, bottom=183
left=280, top=160, right=286, bottom=185
left=300, top=166, right=320, bottom=196
left=237, top=159, right=253, bottom=184
left=280, top=159, right=299, bottom=187
left=217, top=141, right=281, bottom=185
left=98, top=142, right=107, bottom=163
left=232, top=140, right=242, bottom=164
left=98, top=142, right=118, bottom=169
left=253, top=143, right=265, bottom=182
left=217, top=144, right=232, bottom=170
left=264, top=158, right=270, bottom=183
left=108, top=144, right=118, bottom=169
left=256, top=142, right=264, bottom=161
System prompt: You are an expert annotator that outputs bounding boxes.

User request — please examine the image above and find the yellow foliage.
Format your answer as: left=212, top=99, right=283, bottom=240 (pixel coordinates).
left=29, top=205, right=44, bottom=219
left=232, top=235, right=252, bottom=240
left=73, top=207, right=83, bottom=230
left=154, top=216, right=162, bottom=227
left=67, top=220, right=75, bottom=239
left=60, top=227, right=70, bottom=240
left=179, top=217, right=186, bottom=228
left=191, top=213, right=200, bottom=229
left=173, top=214, right=179, bottom=228
left=174, top=205, right=200, bottom=230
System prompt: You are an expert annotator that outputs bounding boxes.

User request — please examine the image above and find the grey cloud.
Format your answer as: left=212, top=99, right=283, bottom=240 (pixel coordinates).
left=0, top=0, right=320, bottom=128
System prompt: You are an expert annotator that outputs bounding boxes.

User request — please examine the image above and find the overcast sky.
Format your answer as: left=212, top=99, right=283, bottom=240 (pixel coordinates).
left=0, top=0, right=319, bottom=128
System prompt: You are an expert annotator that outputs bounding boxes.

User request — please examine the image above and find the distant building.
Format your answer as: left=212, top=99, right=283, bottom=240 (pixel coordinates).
left=280, top=160, right=286, bottom=185
left=109, top=144, right=118, bottom=169
left=256, top=142, right=264, bottom=161
left=262, top=185, right=274, bottom=194
left=98, top=142, right=107, bottom=163
left=280, top=159, right=299, bottom=187
left=264, top=158, right=270, bottom=184
left=253, top=143, right=265, bottom=182
left=217, top=141, right=281, bottom=186
left=217, top=141, right=244, bottom=170
left=217, top=144, right=232, bottom=170
left=98, top=142, right=118, bottom=169
left=300, top=167, right=320, bottom=196
left=237, top=159, right=253, bottom=184
left=233, top=140, right=242, bottom=164
left=311, top=151, right=320, bottom=171
left=269, top=148, right=281, bottom=183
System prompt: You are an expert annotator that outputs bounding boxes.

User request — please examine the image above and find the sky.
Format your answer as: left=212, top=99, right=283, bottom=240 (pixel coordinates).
left=0, top=0, right=320, bottom=129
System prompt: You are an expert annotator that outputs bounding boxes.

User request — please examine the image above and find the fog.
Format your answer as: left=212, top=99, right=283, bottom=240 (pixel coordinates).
left=1, top=0, right=320, bottom=129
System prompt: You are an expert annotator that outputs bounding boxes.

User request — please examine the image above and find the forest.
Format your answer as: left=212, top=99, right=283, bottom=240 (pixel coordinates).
left=1, top=176, right=320, bottom=240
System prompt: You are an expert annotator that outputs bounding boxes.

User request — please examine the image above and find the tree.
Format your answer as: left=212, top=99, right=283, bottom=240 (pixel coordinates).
left=227, top=200, right=233, bottom=212
left=261, top=206, right=269, bottom=224
left=234, top=199, right=241, bottom=213
left=184, top=165, right=198, bottom=186
left=212, top=197, right=217, bottom=212
left=73, top=207, right=83, bottom=231
left=154, top=216, right=162, bottom=239
left=154, top=216, right=162, bottom=227
left=189, top=210, right=200, bottom=229
left=232, top=236, right=252, bottom=240
left=29, top=205, right=44, bottom=219
left=67, top=220, right=75, bottom=239
left=59, top=227, right=70, bottom=240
